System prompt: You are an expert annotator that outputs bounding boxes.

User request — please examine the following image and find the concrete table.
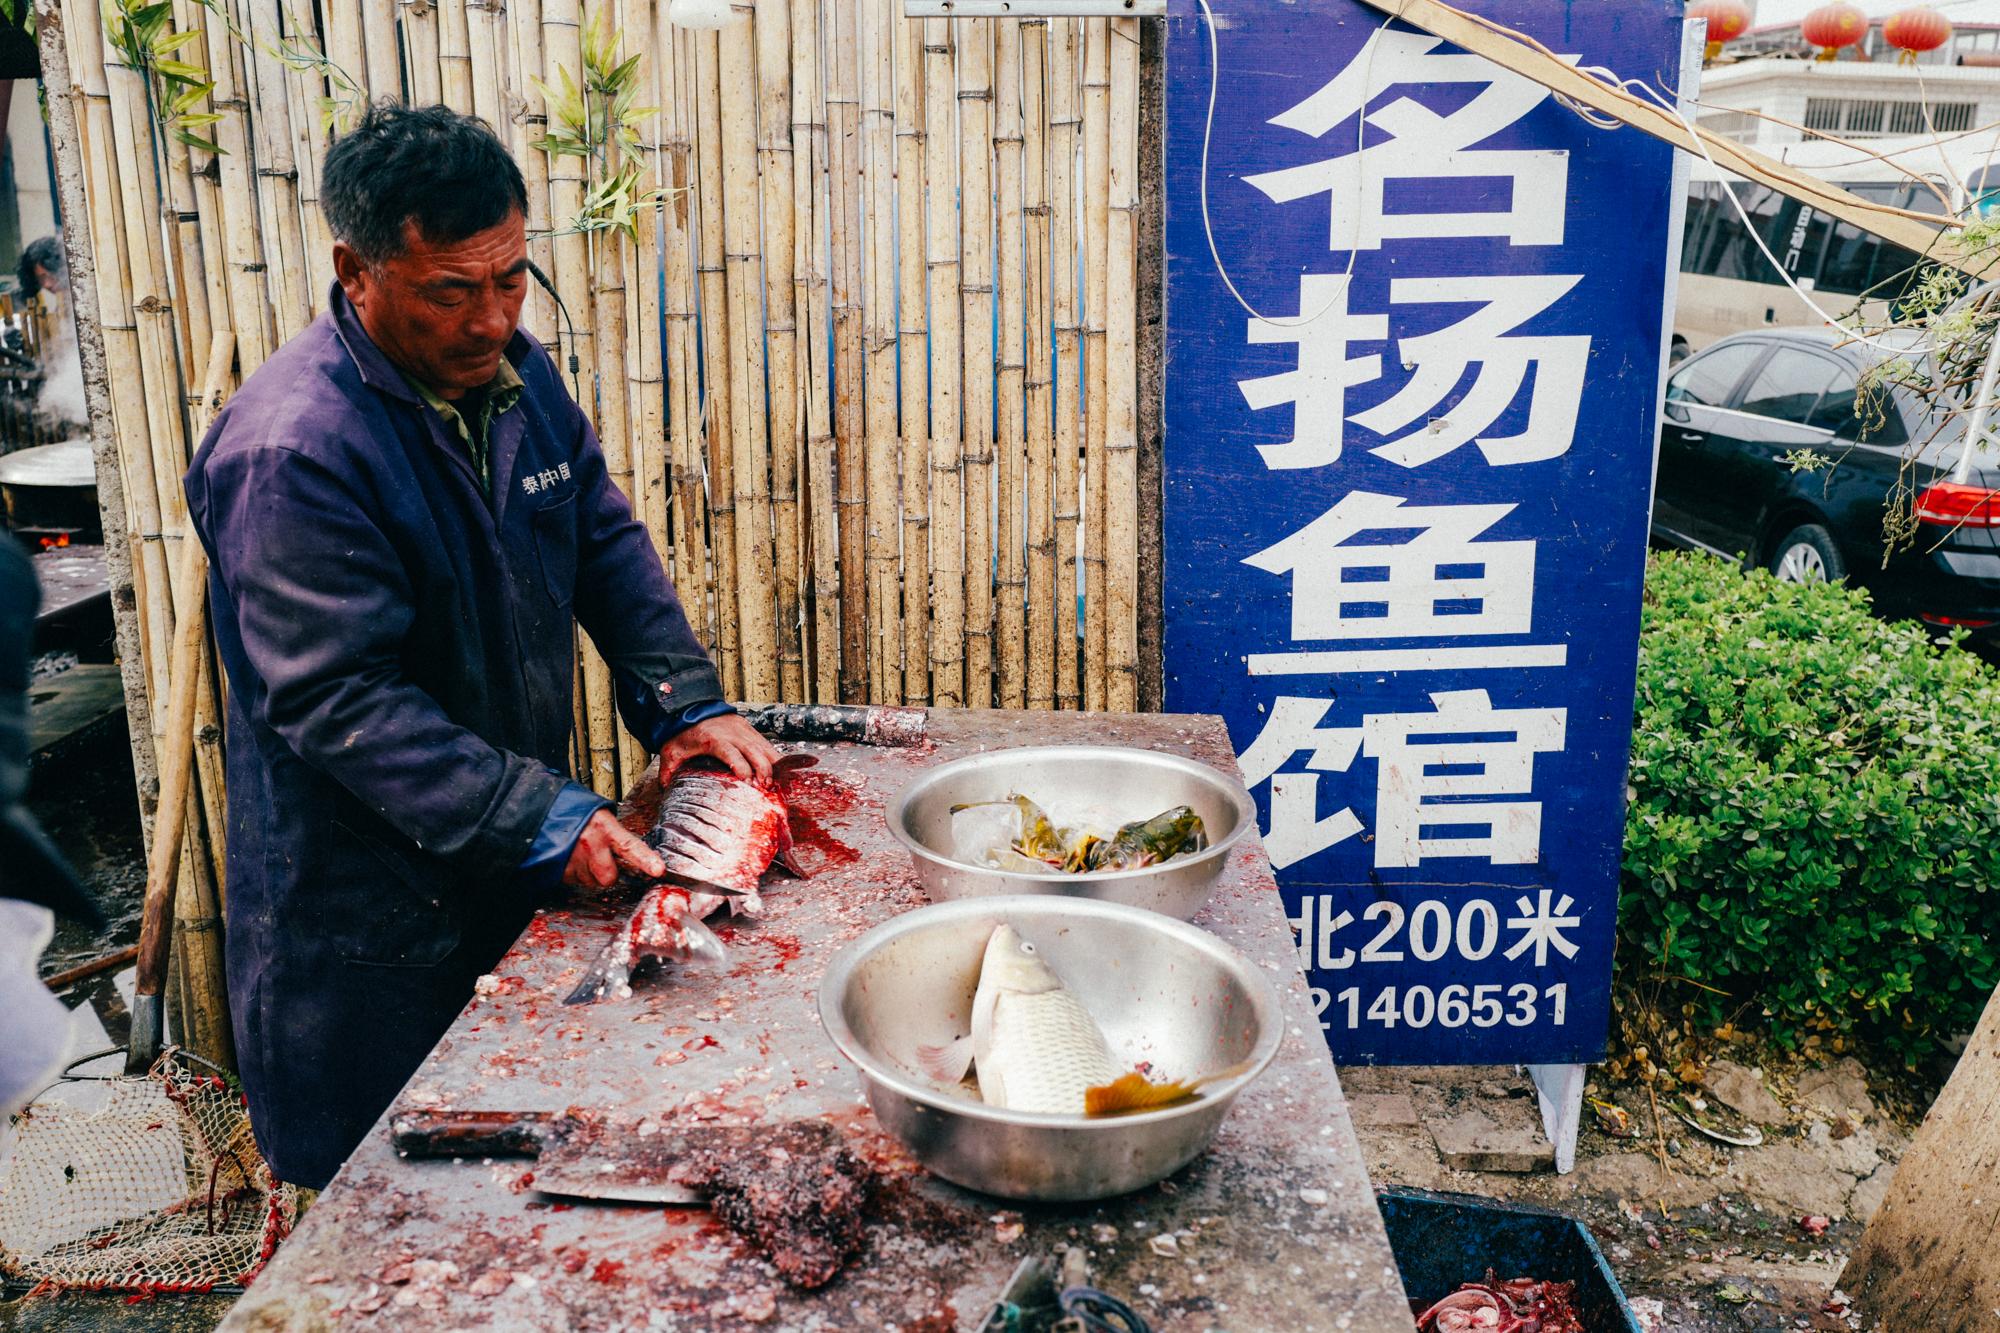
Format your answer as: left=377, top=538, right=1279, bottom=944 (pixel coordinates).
left=222, top=710, right=1411, bottom=1331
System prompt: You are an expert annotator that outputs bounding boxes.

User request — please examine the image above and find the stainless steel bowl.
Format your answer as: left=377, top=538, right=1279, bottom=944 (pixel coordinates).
left=817, top=895, right=1282, bottom=1201
left=886, top=745, right=1257, bottom=921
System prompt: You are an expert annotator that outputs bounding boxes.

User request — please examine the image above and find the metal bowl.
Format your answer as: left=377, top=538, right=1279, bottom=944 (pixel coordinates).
left=886, top=745, right=1256, bottom=921
left=817, top=895, right=1283, bottom=1201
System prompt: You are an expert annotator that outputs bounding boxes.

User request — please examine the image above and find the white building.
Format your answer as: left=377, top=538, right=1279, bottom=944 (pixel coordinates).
left=1673, top=16, right=2000, bottom=346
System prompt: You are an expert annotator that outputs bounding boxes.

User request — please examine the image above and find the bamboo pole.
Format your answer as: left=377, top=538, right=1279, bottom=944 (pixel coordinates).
left=590, top=229, right=641, bottom=783
left=439, top=0, right=474, bottom=109
left=661, top=27, right=707, bottom=648
left=101, top=16, right=195, bottom=642
left=628, top=0, right=670, bottom=564
left=694, top=29, right=741, bottom=696
left=467, top=0, right=509, bottom=135
left=327, top=0, right=367, bottom=102
left=1080, top=17, right=1108, bottom=712
left=402, top=0, right=442, bottom=104
left=860, top=0, right=900, bottom=703
left=754, top=0, right=805, bottom=703
left=186, top=332, right=235, bottom=895
left=163, top=3, right=216, bottom=390
left=542, top=0, right=617, bottom=794
left=361, top=0, right=403, bottom=102
left=1021, top=17, right=1054, bottom=710
left=1104, top=17, right=1138, bottom=712
left=512, top=0, right=557, bottom=344
left=893, top=7, right=928, bottom=707
left=1048, top=17, right=1081, bottom=711
left=282, top=9, right=336, bottom=312
left=204, top=0, right=274, bottom=375
left=244, top=0, right=316, bottom=341
left=793, top=0, right=839, bottom=703
left=403, top=0, right=444, bottom=105
left=719, top=5, right=779, bottom=702
left=993, top=18, right=1026, bottom=709
left=959, top=19, right=994, bottom=709
left=39, top=0, right=162, bottom=870
left=921, top=15, right=962, bottom=708
left=827, top=0, right=865, bottom=703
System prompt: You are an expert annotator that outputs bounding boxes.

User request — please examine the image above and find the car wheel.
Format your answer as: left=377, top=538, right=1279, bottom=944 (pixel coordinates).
left=1769, top=524, right=1845, bottom=585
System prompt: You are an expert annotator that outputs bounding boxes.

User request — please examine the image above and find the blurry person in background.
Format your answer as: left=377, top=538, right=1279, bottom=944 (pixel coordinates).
left=11, top=235, right=85, bottom=437
left=16, top=236, right=68, bottom=301
left=0, top=531, right=97, bottom=1117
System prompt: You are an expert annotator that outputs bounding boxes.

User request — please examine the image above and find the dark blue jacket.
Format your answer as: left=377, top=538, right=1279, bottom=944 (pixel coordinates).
left=186, top=288, right=721, bottom=1187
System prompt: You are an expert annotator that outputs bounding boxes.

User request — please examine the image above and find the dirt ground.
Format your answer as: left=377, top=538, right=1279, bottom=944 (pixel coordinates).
left=1343, top=1055, right=1921, bottom=1332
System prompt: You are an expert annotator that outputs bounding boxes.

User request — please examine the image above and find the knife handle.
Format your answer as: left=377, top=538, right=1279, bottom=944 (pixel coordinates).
left=390, top=1109, right=559, bottom=1160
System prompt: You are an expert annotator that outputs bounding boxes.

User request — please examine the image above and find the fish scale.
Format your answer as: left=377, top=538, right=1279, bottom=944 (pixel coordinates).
left=980, top=987, right=1122, bottom=1115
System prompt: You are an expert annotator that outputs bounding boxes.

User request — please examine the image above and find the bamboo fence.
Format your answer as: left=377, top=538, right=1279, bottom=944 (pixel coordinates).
left=41, top=0, right=1150, bottom=1056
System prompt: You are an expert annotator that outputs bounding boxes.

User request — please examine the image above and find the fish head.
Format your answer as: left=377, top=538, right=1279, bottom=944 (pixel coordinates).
left=977, top=923, right=1063, bottom=997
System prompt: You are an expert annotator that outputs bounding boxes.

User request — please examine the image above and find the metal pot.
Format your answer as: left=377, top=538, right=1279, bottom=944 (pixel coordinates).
left=817, top=894, right=1283, bottom=1201
left=886, top=745, right=1257, bottom=921
left=0, top=440, right=99, bottom=543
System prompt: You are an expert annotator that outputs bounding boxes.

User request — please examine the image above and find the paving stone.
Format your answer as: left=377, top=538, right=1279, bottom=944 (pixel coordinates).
left=1795, top=1057, right=1876, bottom=1123
left=1848, top=1164, right=1895, bottom=1224
left=1426, top=1107, right=1553, bottom=1173
left=1347, top=1093, right=1420, bottom=1129
left=1567, top=1151, right=1713, bottom=1211
left=1726, top=1142, right=1853, bottom=1218
left=1703, top=1060, right=1787, bottom=1124
left=1806, top=1119, right=1882, bottom=1180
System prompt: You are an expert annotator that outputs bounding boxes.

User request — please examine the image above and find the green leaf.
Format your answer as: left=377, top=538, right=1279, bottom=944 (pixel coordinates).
left=170, top=128, right=223, bottom=154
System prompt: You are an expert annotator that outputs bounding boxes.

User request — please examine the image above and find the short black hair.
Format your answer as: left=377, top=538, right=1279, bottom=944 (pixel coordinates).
left=16, top=236, right=63, bottom=297
left=321, top=102, right=528, bottom=266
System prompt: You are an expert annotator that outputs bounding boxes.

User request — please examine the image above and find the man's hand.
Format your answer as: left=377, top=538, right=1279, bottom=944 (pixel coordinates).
left=660, top=711, right=778, bottom=782
left=563, top=809, right=666, bottom=891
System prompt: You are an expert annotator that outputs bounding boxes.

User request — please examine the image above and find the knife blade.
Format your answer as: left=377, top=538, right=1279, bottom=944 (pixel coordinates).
left=389, top=1107, right=708, bottom=1203
left=388, top=1110, right=852, bottom=1206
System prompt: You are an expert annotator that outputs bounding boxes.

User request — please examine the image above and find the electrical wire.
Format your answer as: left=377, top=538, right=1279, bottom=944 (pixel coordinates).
left=1194, top=0, right=1384, bottom=327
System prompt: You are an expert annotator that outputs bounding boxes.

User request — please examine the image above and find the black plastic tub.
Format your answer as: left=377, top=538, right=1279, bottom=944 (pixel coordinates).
left=1377, top=1188, right=1641, bottom=1331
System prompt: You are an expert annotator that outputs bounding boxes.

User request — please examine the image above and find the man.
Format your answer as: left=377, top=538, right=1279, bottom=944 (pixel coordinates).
left=186, top=104, right=775, bottom=1189
left=16, top=235, right=67, bottom=301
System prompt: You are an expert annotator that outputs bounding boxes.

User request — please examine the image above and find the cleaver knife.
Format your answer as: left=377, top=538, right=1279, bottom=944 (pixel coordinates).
left=389, top=1108, right=792, bottom=1204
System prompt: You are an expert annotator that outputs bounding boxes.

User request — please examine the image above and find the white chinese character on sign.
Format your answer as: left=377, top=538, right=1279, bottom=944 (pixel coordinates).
left=1240, top=696, right=1364, bottom=869
left=1242, top=28, right=1572, bottom=251
left=558, top=462, right=572, bottom=481
left=541, top=469, right=559, bottom=489
left=523, top=474, right=541, bottom=495
left=1238, top=274, right=1387, bottom=470
left=1353, top=275, right=1590, bottom=468
left=1504, top=889, right=1581, bottom=965
left=1362, top=689, right=1565, bottom=867
left=1242, top=491, right=1536, bottom=641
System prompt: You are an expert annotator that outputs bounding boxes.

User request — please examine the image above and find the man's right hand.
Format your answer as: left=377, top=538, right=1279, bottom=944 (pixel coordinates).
left=563, top=809, right=666, bottom=891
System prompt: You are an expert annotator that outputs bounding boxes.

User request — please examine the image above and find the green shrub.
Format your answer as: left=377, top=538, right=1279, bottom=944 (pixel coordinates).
left=1620, top=551, right=2000, bottom=1063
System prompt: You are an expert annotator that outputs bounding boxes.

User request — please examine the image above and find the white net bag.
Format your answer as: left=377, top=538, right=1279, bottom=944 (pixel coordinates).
left=0, top=1050, right=298, bottom=1295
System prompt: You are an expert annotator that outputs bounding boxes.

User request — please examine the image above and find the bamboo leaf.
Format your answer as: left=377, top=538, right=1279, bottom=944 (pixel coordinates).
left=170, top=128, right=223, bottom=155
left=152, top=58, right=210, bottom=81
left=154, top=27, right=205, bottom=54
left=175, top=111, right=225, bottom=127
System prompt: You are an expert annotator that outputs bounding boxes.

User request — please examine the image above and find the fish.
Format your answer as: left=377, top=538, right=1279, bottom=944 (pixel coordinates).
left=1083, top=804, right=1208, bottom=872
left=917, top=923, right=1122, bottom=1114
left=563, top=755, right=813, bottom=1005
left=948, top=795, right=1208, bottom=874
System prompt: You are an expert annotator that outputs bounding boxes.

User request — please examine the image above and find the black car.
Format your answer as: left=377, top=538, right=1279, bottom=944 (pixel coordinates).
left=1654, top=326, right=2000, bottom=642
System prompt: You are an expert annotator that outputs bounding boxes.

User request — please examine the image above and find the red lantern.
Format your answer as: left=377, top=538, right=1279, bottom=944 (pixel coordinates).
left=1802, top=2, right=1869, bottom=60
left=1690, top=0, right=1753, bottom=61
left=1882, top=6, right=1953, bottom=64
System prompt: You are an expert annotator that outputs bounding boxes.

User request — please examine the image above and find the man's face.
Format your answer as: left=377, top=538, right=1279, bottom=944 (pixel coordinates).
left=335, top=210, right=529, bottom=399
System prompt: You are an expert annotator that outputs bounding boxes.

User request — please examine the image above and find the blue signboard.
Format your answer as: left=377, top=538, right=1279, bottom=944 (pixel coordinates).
left=1163, top=0, right=1685, bottom=1064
